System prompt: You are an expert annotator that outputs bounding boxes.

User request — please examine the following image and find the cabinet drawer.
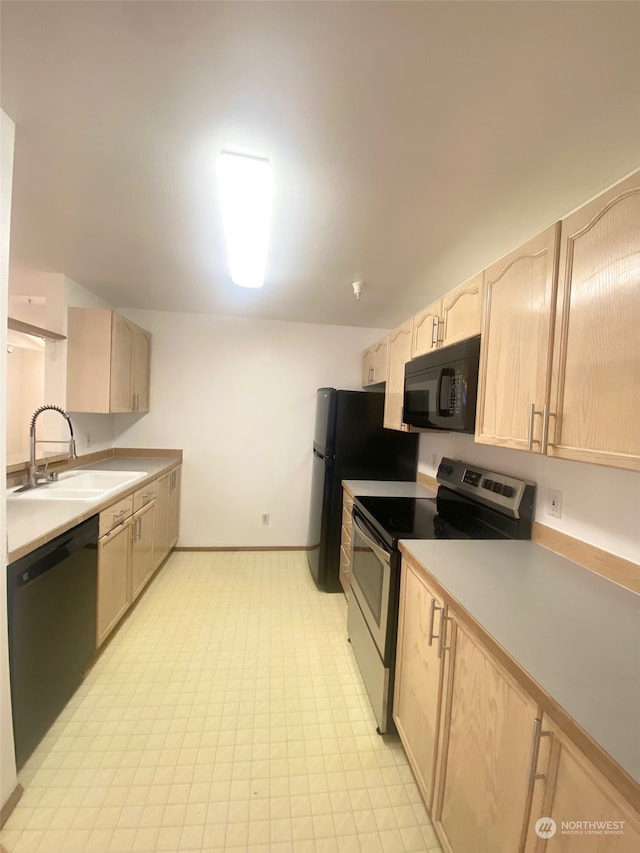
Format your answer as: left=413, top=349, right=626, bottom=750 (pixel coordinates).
left=133, top=480, right=158, bottom=511
left=99, top=495, right=134, bottom=537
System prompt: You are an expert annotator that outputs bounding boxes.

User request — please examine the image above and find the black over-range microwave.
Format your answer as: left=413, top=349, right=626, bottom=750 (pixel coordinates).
left=403, top=335, right=481, bottom=432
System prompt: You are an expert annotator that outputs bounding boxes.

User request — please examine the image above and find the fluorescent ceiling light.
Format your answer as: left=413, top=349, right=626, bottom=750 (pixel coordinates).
left=216, top=152, right=273, bottom=288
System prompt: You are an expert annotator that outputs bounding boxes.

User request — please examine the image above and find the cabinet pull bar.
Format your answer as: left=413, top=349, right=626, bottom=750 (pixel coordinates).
left=431, top=318, right=437, bottom=349
left=428, top=597, right=437, bottom=645
left=541, top=404, right=550, bottom=454
left=526, top=718, right=551, bottom=793
left=113, top=508, right=129, bottom=520
left=527, top=403, right=535, bottom=450
left=438, top=614, right=451, bottom=659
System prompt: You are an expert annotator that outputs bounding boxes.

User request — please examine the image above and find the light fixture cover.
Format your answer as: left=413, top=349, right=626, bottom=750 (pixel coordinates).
left=216, top=152, right=273, bottom=288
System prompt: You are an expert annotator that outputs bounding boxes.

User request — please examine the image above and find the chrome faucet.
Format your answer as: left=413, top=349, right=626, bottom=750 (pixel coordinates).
left=28, top=405, right=77, bottom=488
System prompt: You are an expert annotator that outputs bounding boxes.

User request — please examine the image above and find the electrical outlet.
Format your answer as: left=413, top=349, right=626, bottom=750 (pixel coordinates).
left=431, top=453, right=437, bottom=466
left=86, top=432, right=92, bottom=447
left=261, top=513, right=270, bottom=526
left=548, top=489, right=563, bottom=518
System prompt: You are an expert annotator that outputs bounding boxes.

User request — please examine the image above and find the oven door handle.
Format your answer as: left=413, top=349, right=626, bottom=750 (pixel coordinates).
left=353, top=514, right=392, bottom=566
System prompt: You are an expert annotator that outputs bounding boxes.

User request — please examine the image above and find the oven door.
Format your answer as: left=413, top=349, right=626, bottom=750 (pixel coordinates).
left=350, top=509, right=393, bottom=663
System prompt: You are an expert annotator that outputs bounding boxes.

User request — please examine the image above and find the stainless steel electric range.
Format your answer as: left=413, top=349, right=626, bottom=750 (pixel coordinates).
left=347, top=456, right=536, bottom=734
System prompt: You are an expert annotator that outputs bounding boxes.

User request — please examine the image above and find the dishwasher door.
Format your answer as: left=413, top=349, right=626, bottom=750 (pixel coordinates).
left=7, top=515, right=99, bottom=770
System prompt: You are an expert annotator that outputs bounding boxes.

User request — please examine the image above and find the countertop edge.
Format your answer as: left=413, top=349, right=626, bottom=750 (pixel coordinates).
left=399, top=542, right=640, bottom=812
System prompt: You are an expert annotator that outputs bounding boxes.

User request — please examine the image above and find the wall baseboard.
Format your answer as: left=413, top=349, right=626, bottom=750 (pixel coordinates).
left=533, top=522, right=640, bottom=595
left=174, top=546, right=309, bottom=552
left=0, top=783, right=23, bottom=829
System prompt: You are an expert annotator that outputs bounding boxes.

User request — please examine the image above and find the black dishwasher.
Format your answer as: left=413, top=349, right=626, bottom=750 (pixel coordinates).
left=7, top=515, right=99, bottom=770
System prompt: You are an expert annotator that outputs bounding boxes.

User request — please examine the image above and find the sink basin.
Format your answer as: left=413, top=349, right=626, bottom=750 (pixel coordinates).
left=55, top=470, right=147, bottom=490
left=8, top=470, right=148, bottom=502
left=8, top=488, right=108, bottom=501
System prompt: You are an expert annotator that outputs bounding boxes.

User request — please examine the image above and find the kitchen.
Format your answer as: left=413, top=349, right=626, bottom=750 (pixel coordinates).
left=1, top=2, right=640, bottom=853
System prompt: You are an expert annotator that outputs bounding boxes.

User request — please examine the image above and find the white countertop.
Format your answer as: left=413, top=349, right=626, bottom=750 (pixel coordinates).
left=400, top=538, right=640, bottom=786
left=343, top=479, right=437, bottom=499
left=7, top=456, right=180, bottom=563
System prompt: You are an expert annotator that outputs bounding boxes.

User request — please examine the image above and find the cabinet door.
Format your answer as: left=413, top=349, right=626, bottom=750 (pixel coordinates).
left=132, top=325, right=151, bottom=412
left=548, top=171, right=640, bottom=470
left=339, top=492, right=353, bottom=596
left=167, top=467, right=181, bottom=549
left=130, top=501, right=155, bottom=602
left=435, top=621, right=540, bottom=853
left=412, top=299, right=442, bottom=358
left=384, top=319, right=413, bottom=430
left=372, top=337, right=388, bottom=383
left=525, top=715, right=640, bottom=853
left=153, top=474, right=170, bottom=569
left=440, top=273, right=483, bottom=348
left=97, top=520, right=131, bottom=647
left=110, top=313, right=134, bottom=412
left=476, top=225, right=559, bottom=451
left=394, top=557, right=450, bottom=812
left=362, top=345, right=376, bottom=387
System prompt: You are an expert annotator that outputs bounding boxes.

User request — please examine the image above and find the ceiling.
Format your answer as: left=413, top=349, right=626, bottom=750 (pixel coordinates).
left=2, top=1, right=639, bottom=329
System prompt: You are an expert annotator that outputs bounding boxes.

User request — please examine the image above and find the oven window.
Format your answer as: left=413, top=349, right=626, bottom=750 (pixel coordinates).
left=351, top=534, right=385, bottom=629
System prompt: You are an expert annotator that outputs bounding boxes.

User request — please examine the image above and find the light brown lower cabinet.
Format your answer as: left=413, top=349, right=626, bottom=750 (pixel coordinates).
left=339, top=490, right=354, bottom=596
left=130, top=500, right=156, bottom=603
left=96, top=465, right=181, bottom=647
left=396, top=554, right=640, bottom=853
left=393, top=556, right=450, bottom=812
left=434, top=620, right=539, bottom=853
left=167, top=466, right=181, bottom=549
left=96, top=518, right=132, bottom=647
left=524, top=716, right=640, bottom=853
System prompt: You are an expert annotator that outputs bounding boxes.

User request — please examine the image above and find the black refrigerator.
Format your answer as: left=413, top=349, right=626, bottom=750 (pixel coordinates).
left=307, top=388, right=418, bottom=592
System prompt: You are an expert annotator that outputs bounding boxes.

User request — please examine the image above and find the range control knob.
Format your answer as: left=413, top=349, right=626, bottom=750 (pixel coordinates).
left=502, top=485, right=514, bottom=498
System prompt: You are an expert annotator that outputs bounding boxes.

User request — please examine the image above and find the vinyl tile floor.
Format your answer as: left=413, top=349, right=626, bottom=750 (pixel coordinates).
left=1, top=551, right=442, bottom=853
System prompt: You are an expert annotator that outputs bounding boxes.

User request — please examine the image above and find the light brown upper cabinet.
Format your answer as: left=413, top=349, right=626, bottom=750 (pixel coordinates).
left=383, top=318, right=413, bottom=430
left=412, top=298, right=442, bottom=357
left=548, top=171, right=640, bottom=470
left=362, top=336, right=388, bottom=387
left=477, top=170, right=639, bottom=471
left=476, top=224, right=560, bottom=452
left=66, top=308, right=151, bottom=413
left=412, top=275, right=483, bottom=358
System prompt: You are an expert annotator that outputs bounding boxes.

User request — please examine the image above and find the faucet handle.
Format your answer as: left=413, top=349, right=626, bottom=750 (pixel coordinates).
left=46, top=472, right=59, bottom=482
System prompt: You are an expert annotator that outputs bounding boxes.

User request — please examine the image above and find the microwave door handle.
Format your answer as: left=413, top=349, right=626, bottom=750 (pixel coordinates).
left=353, top=514, right=392, bottom=566
left=437, top=368, right=454, bottom=416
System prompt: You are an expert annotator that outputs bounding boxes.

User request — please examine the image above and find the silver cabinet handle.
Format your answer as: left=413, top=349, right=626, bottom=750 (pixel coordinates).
left=428, top=598, right=445, bottom=646
left=526, top=717, right=551, bottom=793
left=528, top=403, right=552, bottom=453
left=541, top=404, right=550, bottom=454
left=431, top=318, right=438, bottom=349
left=438, top=614, right=452, bottom=659
left=113, top=508, right=129, bottom=521
left=141, top=491, right=153, bottom=503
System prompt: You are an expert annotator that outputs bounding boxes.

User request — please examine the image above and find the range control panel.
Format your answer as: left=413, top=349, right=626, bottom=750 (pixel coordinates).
left=437, top=457, right=535, bottom=518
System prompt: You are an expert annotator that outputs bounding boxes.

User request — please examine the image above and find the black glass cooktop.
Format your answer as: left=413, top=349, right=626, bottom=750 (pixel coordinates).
left=354, top=491, right=514, bottom=549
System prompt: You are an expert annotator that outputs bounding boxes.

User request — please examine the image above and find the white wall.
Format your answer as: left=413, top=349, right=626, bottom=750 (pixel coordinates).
left=418, top=433, right=640, bottom=564
left=113, top=310, right=387, bottom=547
left=1, top=107, right=18, bottom=810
